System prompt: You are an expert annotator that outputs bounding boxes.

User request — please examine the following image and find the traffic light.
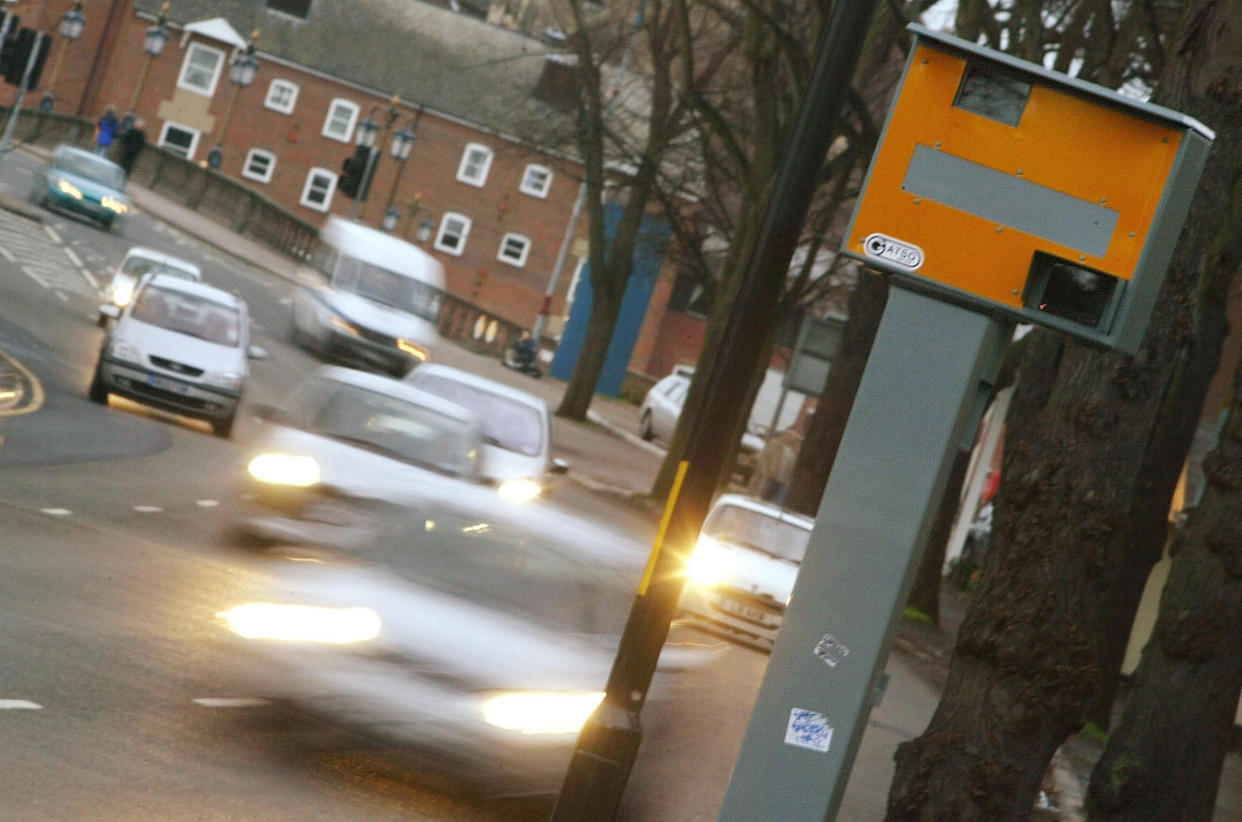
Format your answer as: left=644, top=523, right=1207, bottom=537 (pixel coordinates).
left=3, top=28, right=50, bottom=88
left=338, top=145, right=373, bottom=200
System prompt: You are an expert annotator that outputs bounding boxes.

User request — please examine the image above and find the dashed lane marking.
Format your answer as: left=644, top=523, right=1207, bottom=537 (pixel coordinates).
left=0, top=700, right=42, bottom=710
left=63, top=247, right=81, bottom=267
left=195, top=499, right=219, bottom=508
left=0, top=211, right=99, bottom=296
left=133, top=505, right=163, bottom=513
left=39, top=508, right=71, bottom=516
left=41, top=225, right=60, bottom=244
left=193, top=698, right=269, bottom=708
left=0, top=246, right=14, bottom=262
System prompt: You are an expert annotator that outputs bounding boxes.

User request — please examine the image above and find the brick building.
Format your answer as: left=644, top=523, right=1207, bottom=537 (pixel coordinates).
left=4, top=0, right=713, bottom=386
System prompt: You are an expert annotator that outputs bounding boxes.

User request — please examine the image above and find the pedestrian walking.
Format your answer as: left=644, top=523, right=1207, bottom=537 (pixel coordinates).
left=94, top=105, right=119, bottom=157
left=117, top=117, right=146, bottom=176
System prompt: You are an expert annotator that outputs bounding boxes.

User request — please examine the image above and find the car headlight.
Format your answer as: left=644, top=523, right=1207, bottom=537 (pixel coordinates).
left=482, top=691, right=605, bottom=735
left=101, top=196, right=128, bottom=214
left=397, top=338, right=429, bottom=361
left=684, top=535, right=738, bottom=587
left=203, top=372, right=244, bottom=392
left=331, top=314, right=360, bottom=337
left=247, top=453, right=321, bottom=487
left=108, top=339, right=143, bottom=364
left=497, top=477, right=541, bottom=503
left=56, top=178, right=83, bottom=199
left=217, top=603, right=381, bottom=643
left=110, top=280, right=135, bottom=307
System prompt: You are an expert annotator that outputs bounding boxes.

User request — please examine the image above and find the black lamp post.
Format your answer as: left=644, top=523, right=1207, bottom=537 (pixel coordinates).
left=124, top=2, right=170, bottom=130
left=381, top=116, right=419, bottom=232
left=207, top=32, right=259, bottom=170
left=40, top=1, right=86, bottom=112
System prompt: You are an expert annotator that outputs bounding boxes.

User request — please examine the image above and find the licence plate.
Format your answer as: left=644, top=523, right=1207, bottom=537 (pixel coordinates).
left=146, top=374, right=192, bottom=395
left=716, top=598, right=772, bottom=624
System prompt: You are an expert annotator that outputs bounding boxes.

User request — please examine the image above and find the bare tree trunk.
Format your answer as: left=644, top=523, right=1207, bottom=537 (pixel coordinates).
left=886, top=0, right=1242, bottom=812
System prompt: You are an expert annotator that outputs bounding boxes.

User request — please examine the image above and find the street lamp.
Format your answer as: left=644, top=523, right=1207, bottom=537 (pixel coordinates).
left=351, top=95, right=409, bottom=222
left=416, top=216, right=436, bottom=243
left=40, top=1, right=86, bottom=112
left=381, top=116, right=420, bottom=232
left=208, top=31, right=260, bottom=169
left=125, top=2, right=170, bottom=129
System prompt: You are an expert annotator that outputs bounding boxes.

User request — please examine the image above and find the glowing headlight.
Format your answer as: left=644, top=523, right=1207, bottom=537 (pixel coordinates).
left=482, top=691, right=605, bottom=735
left=331, top=315, right=360, bottom=337
left=684, top=535, right=738, bottom=587
left=108, top=339, right=143, bottom=363
left=497, top=477, right=541, bottom=503
left=110, top=280, right=135, bottom=307
left=203, top=372, right=243, bottom=391
left=247, top=453, right=321, bottom=487
left=397, top=338, right=429, bottom=361
left=101, top=196, right=128, bottom=214
left=217, top=603, right=381, bottom=643
left=57, top=178, right=83, bottom=199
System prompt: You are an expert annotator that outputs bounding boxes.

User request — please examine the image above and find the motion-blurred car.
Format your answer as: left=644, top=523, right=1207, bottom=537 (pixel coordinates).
left=218, top=504, right=648, bottom=794
left=99, top=247, right=202, bottom=326
left=88, top=274, right=266, bottom=437
left=230, top=365, right=553, bottom=549
left=678, top=493, right=814, bottom=650
left=404, top=363, right=567, bottom=500
left=31, top=144, right=130, bottom=230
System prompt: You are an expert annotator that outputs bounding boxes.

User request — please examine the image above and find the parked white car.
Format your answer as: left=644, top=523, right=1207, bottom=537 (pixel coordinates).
left=99, top=246, right=202, bottom=326
left=88, top=274, right=266, bottom=437
left=678, top=493, right=814, bottom=649
left=404, top=363, right=567, bottom=500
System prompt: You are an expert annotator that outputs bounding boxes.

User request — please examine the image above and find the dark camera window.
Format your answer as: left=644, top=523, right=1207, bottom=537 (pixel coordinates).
left=1024, top=253, right=1120, bottom=329
left=955, top=65, right=1031, bottom=127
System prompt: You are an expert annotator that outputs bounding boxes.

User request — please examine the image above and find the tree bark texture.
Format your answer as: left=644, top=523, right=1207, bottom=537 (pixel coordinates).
left=1086, top=361, right=1242, bottom=820
left=885, top=1, right=1242, bottom=813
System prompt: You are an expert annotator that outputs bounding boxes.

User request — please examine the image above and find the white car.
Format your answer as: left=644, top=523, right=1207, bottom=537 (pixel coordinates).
left=88, top=274, right=266, bottom=437
left=678, top=493, right=814, bottom=650
left=98, top=247, right=202, bottom=327
left=404, top=363, right=567, bottom=499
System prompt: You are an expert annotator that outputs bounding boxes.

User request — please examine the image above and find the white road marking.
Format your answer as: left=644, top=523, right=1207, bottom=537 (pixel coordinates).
left=0, top=700, right=42, bottom=710
left=21, top=266, right=50, bottom=288
left=78, top=267, right=99, bottom=289
left=193, top=697, right=269, bottom=708
left=41, top=225, right=60, bottom=244
left=278, top=297, right=292, bottom=306
left=63, top=248, right=81, bottom=267
left=54, top=292, right=67, bottom=302
left=132, top=505, right=163, bottom=513
left=0, top=246, right=14, bottom=262
left=195, top=499, right=219, bottom=508
left=39, top=508, right=71, bottom=517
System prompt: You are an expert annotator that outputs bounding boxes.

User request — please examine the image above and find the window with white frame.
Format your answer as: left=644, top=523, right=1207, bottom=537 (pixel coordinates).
left=264, top=79, right=299, bottom=114
left=300, top=167, right=337, bottom=212
left=497, top=233, right=531, bottom=267
left=177, top=42, right=225, bottom=97
left=322, top=98, right=359, bottom=142
left=456, top=143, right=493, bottom=187
left=158, top=121, right=200, bottom=159
left=242, top=149, right=277, bottom=183
left=519, top=164, right=552, bottom=198
left=435, top=212, right=472, bottom=256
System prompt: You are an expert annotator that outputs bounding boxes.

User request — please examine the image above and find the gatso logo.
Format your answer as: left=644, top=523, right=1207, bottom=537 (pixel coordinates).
left=862, top=233, right=924, bottom=271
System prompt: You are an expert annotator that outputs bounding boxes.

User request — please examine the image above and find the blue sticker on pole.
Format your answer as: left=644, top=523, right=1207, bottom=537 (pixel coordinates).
left=785, top=708, right=834, bottom=752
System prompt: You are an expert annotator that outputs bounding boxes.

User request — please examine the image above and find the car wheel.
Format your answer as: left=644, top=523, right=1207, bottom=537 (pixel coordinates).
left=87, top=362, right=108, bottom=404
left=639, top=410, right=654, bottom=441
left=213, top=411, right=237, bottom=439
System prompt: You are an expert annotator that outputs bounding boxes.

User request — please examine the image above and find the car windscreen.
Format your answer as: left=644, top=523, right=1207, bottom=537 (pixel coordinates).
left=331, top=254, right=443, bottom=324
left=292, top=378, right=480, bottom=477
left=411, top=374, right=545, bottom=457
left=703, top=504, right=811, bottom=563
left=121, top=256, right=198, bottom=281
left=371, top=510, right=632, bottom=635
left=54, top=153, right=125, bottom=188
left=130, top=285, right=241, bottom=347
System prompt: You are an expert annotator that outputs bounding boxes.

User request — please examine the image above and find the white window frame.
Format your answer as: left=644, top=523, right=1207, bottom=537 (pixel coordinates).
left=497, top=232, right=532, bottom=267
left=176, top=42, right=225, bottom=97
left=158, top=121, right=201, bottom=160
left=300, top=167, right=337, bottom=212
left=456, top=143, right=494, bottom=187
left=322, top=98, right=360, bottom=143
left=519, top=163, right=552, bottom=198
left=264, top=79, right=300, bottom=114
left=434, top=212, right=473, bottom=256
left=242, top=149, right=277, bottom=183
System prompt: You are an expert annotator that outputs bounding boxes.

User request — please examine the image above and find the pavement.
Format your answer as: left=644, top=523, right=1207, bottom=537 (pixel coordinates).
left=10, top=149, right=1239, bottom=820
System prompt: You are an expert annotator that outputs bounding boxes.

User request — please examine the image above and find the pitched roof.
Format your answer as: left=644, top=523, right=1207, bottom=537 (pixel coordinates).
left=136, top=0, right=571, bottom=142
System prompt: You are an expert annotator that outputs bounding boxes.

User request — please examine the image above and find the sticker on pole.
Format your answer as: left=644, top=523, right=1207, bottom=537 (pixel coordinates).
left=785, top=708, right=833, bottom=753
left=862, top=233, right=924, bottom=270
left=814, top=634, right=850, bottom=668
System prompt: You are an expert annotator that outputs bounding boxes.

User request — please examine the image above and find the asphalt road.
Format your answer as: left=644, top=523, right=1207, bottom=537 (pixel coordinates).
left=0, top=148, right=781, bottom=821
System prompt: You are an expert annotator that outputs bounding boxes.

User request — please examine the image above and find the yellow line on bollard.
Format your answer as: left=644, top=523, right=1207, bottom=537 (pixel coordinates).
left=638, top=460, right=689, bottom=596
left=0, top=344, right=44, bottom=417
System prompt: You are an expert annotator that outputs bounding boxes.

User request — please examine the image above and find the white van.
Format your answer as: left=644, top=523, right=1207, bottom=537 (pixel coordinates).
left=291, top=217, right=446, bottom=377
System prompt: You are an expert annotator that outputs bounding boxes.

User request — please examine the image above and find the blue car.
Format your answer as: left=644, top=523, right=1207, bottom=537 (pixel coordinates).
left=31, top=144, right=130, bottom=230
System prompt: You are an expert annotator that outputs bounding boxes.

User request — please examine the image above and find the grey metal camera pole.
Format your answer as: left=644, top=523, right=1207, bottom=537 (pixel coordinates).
left=0, top=34, right=47, bottom=171
left=717, top=286, right=1011, bottom=822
